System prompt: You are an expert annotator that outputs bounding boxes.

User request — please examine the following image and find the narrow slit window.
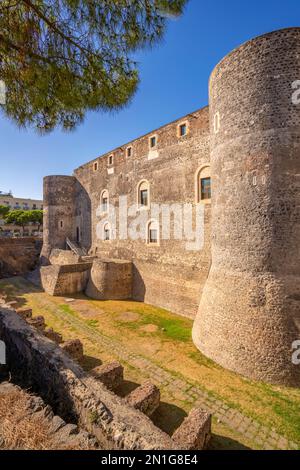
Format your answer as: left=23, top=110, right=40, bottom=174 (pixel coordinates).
left=102, top=196, right=108, bottom=212
left=101, top=190, right=109, bottom=213
left=104, top=224, right=110, bottom=241
left=179, top=123, right=187, bottom=137
left=150, top=136, right=157, bottom=148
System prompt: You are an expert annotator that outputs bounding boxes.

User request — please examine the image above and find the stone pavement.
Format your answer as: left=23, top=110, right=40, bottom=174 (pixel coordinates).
left=37, top=297, right=299, bottom=451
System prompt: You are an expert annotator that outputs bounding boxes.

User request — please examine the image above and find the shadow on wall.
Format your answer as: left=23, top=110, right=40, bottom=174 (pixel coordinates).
left=132, top=265, right=146, bottom=302
left=75, top=181, right=92, bottom=254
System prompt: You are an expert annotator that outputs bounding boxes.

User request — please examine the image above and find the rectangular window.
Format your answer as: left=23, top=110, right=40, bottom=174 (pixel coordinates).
left=33, top=204, right=36, bottom=210
left=104, top=228, right=110, bottom=241
left=93, top=162, right=98, bottom=171
left=179, top=123, right=187, bottom=136
left=140, top=189, right=148, bottom=207
left=201, top=177, right=211, bottom=200
left=127, top=147, right=132, bottom=157
left=150, top=136, right=157, bottom=148
left=102, top=197, right=108, bottom=212
left=108, top=155, right=113, bottom=165
left=149, top=229, right=158, bottom=244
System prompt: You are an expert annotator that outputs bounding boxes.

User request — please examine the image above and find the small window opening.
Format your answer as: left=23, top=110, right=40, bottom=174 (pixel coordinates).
left=200, top=177, right=211, bottom=200
left=150, top=136, right=157, bottom=148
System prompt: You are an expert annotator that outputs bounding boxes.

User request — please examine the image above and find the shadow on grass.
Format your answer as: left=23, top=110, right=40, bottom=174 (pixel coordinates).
left=151, top=402, right=188, bottom=435
left=115, top=380, right=140, bottom=398
left=0, top=276, right=43, bottom=310
left=81, top=355, right=102, bottom=371
left=208, top=434, right=251, bottom=450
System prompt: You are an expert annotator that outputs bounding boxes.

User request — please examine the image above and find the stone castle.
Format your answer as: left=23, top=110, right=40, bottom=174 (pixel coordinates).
left=41, top=28, right=300, bottom=388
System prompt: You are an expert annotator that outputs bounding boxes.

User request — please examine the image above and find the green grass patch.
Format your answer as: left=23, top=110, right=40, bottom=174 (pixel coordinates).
left=114, top=311, right=191, bottom=342
left=85, top=319, right=99, bottom=328
left=58, top=304, right=77, bottom=316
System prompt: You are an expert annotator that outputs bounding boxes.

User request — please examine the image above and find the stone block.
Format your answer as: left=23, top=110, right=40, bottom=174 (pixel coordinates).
left=16, top=308, right=32, bottom=319
left=27, top=315, right=46, bottom=331
left=91, top=361, right=123, bottom=391
left=44, top=327, right=63, bottom=344
left=126, top=381, right=160, bottom=417
left=61, top=339, right=84, bottom=361
left=41, top=263, right=91, bottom=296
left=172, top=408, right=211, bottom=450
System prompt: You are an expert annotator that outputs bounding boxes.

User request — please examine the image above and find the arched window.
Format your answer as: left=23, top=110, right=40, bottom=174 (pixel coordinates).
left=103, top=222, right=110, bottom=241
left=137, top=180, right=150, bottom=208
left=147, top=219, right=159, bottom=245
left=100, top=189, right=109, bottom=213
left=196, top=166, right=211, bottom=203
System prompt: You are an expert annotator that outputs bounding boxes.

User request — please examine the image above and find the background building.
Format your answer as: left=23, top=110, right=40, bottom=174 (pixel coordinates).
left=0, top=191, right=43, bottom=237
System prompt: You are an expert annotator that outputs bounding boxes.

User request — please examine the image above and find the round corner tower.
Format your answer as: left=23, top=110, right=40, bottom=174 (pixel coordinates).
left=41, top=175, right=77, bottom=262
left=193, top=28, right=300, bottom=387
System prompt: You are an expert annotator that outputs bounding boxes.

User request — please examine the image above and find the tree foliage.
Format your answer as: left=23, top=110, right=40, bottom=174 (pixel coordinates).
left=4, top=209, right=43, bottom=232
left=0, top=205, right=10, bottom=218
left=28, top=209, right=43, bottom=230
left=0, top=0, right=188, bottom=133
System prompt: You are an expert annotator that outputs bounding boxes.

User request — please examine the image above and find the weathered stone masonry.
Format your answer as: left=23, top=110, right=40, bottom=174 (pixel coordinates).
left=41, top=107, right=211, bottom=319
left=42, top=28, right=300, bottom=387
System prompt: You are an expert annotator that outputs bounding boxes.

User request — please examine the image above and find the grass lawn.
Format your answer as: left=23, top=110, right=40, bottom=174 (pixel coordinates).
left=1, top=276, right=300, bottom=450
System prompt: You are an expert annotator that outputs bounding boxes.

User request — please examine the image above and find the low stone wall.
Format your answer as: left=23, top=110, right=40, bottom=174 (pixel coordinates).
left=0, top=306, right=178, bottom=450
left=0, top=382, right=98, bottom=450
left=40, top=262, right=92, bottom=296
left=49, top=249, right=81, bottom=266
left=0, top=237, right=42, bottom=278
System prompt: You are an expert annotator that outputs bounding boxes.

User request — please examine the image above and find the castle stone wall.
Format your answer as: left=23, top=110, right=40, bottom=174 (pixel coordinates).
left=40, top=263, right=92, bottom=296
left=86, top=259, right=133, bottom=300
left=42, top=27, right=300, bottom=387
left=41, top=176, right=77, bottom=262
left=73, top=107, right=211, bottom=318
left=193, top=28, right=300, bottom=386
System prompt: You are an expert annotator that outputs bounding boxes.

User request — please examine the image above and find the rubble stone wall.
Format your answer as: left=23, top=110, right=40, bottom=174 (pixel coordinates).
left=0, top=237, right=42, bottom=278
left=0, top=306, right=178, bottom=450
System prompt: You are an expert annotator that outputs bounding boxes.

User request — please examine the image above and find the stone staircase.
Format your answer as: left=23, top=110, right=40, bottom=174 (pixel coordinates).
left=66, top=238, right=87, bottom=257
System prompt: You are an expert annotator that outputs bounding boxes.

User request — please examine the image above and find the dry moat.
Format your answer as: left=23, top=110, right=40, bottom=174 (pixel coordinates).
left=1, top=276, right=299, bottom=451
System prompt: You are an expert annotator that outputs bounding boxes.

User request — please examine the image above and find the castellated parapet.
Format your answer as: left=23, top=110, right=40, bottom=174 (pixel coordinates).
left=43, top=28, right=300, bottom=387
left=193, top=28, right=300, bottom=387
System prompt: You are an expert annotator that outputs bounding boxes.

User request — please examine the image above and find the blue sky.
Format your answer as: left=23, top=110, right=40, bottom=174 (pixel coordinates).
left=0, top=0, right=300, bottom=199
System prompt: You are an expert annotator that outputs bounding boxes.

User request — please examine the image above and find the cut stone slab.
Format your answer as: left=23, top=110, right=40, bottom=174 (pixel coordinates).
left=61, top=339, right=84, bottom=361
left=44, top=327, right=63, bottom=344
left=26, top=315, right=46, bottom=331
left=91, top=361, right=124, bottom=391
left=172, top=408, right=212, bottom=450
left=16, top=308, right=32, bottom=319
left=126, top=381, right=160, bottom=417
